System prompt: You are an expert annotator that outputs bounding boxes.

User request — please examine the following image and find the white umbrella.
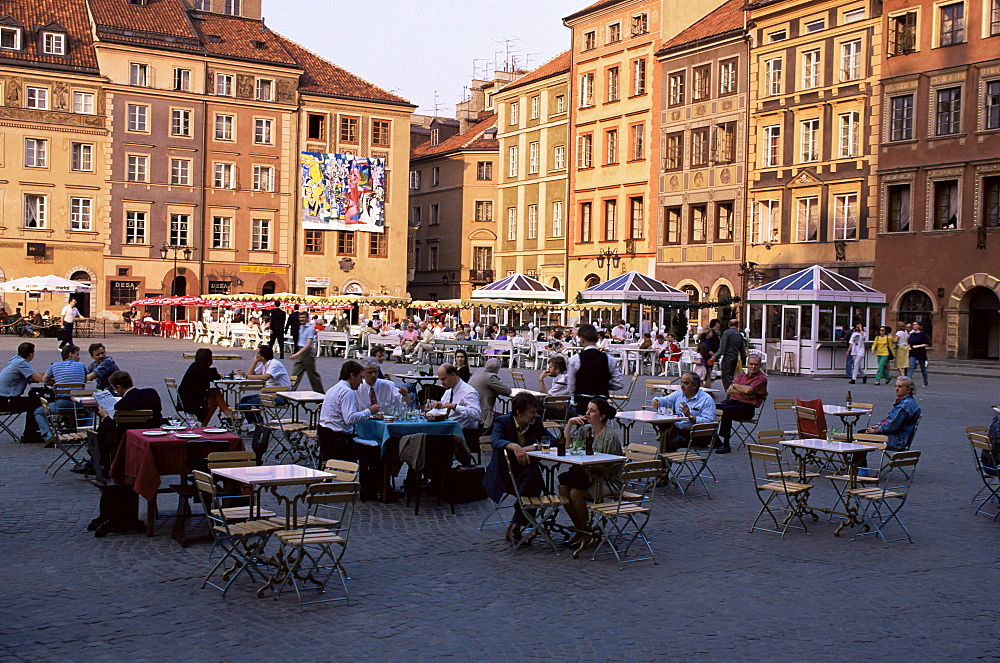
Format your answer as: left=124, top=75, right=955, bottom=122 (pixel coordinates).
left=0, top=275, right=94, bottom=293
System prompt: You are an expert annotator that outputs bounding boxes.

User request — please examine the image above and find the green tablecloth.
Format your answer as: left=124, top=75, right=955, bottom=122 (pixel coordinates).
left=354, top=418, right=464, bottom=454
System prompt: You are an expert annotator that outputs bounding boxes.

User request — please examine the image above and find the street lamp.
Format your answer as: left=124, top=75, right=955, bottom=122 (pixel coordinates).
left=595, top=248, right=621, bottom=282
left=160, top=242, right=195, bottom=321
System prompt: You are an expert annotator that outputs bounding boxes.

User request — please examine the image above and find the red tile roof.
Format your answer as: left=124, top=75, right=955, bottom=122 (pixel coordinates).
left=657, top=0, right=744, bottom=53
left=411, top=114, right=498, bottom=160
left=89, top=0, right=203, bottom=51
left=192, top=12, right=298, bottom=66
left=0, top=0, right=99, bottom=72
left=501, top=50, right=571, bottom=94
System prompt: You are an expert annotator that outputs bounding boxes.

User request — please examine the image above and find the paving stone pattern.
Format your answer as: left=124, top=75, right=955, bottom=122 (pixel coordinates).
left=0, top=334, right=997, bottom=661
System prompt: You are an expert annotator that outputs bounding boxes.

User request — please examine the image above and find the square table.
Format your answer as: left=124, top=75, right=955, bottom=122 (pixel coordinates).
left=281, top=390, right=326, bottom=428
left=822, top=404, right=873, bottom=443
left=615, top=410, right=686, bottom=447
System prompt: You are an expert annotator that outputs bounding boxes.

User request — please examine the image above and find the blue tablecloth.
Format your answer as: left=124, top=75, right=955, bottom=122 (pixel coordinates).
left=354, top=418, right=464, bottom=454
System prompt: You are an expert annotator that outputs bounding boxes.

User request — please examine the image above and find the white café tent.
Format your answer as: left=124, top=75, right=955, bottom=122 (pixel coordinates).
left=578, top=270, right=689, bottom=330
left=0, top=275, right=94, bottom=293
left=746, top=265, right=886, bottom=375
left=470, top=273, right=564, bottom=328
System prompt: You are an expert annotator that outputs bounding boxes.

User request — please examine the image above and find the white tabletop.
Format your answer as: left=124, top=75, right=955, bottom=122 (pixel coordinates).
left=526, top=450, right=626, bottom=466
left=213, top=464, right=331, bottom=486
left=393, top=373, right=440, bottom=381
left=616, top=410, right=685, bottom=425
left=281, top=390, right=326, bottom=403
left=780, top=438, right=873, bottom=454
left=823, top=405, right=873, bottom=416
left=214, top=378, right=250, bottom=385
left=510, top=387, right=547, bottom=398
left=652, top=384, right=719, bottom=394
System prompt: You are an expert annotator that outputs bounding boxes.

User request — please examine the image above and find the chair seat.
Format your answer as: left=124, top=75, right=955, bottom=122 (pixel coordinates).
left=212, top=506, right=276, bottom=520
left=661, top=450, right=700, bottom=463
left=520, top=495, right=563, bottom=508
left=768, top=470, right=819, bottom=480
left=828, top=474, right=879, bottom=483
left=268, top=515, right=340, bottom=528
left=591, top=502, right=649, bottom=515
left=215, top=520, right=280, bottom=536
left=758, top=481, right=811, bottom=494
left=277, top=528, right=347, bottom=545
left=848, top=488, right=905, bottom=500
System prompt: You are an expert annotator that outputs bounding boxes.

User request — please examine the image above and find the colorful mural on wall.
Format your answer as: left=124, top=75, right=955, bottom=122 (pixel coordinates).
left=300, top=152, right=386, bottom=232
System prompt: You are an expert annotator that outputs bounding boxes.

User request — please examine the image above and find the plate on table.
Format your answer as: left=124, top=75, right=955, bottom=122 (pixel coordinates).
left=176, top=433, right=201, bottom=439
left=162, top=425, right=185, bottom=431
left=142, top=430, right=168, bottom=437
left=381, top=416, right=396, bottom=422
left=203, top=428, right=228, bottom=434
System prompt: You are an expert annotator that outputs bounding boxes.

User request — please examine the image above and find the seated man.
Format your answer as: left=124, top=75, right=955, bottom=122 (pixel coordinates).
left=86, top=343, right=120, bottom=391
left=483, top=392, right=548, bottom=544
left=235, top=343, right=291, bottom=421
left=469, top=358, right=511, bottom=433
left=716, top=354, right=767, bottom=454
left=863, top=376, right=921, bottom=451
left=0, top=342, right=47, bottom=444
left=650, top=371, right=716, bottom=452
left=91, top=370, right=164, bottom=480
left=357, top=357, right=410, bottom=411
left=317, top=360, right=382, bottom=501
left=35, top=344, right=90, bottom=446
left=432, top=363, right=483, bottom=456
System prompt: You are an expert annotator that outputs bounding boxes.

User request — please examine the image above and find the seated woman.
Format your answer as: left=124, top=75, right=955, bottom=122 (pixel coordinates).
left=559, top=398, right=623, bottom=546
left=178, top=348, right=232, bottom=426
left=453, top=348, right=472, bottom=382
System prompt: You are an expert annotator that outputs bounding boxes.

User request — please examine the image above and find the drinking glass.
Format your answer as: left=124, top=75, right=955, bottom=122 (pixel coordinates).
left=539, top=437, right=551, bottom=453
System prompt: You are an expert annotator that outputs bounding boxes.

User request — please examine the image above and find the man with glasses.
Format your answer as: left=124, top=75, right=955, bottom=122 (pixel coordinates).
left=650, top=371, right=716, bottom=452
left=716, top=355, right=767, bottom=454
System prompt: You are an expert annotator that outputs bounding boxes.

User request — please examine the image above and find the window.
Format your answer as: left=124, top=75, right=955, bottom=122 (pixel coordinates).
left=372, top=120, right=391, bottom=146
left=631, top=124, right=645, bottom=160
left=110, top=280, right=139, bottom=306
left=369, top=232, right=387, bottom=257
left=579, top=202, right=592, bottom=242
left=24, top=194, right=46, bottom=228
left=889, top=12, right=918, bottom=55
left=985, top=81, right=1000, bottom=130
left=580, top=73, right=595, bottom=107
left=256, top=79, right=273, bottom=101
left=664, top=132, right=683, bottom=170
left=608, top=22, right=622, bottom=43
left=629, top=197, right=644, bottom=239
left=174, top=68, right=191, bottom=91
left=73, top=91, right=95, bottom=114
left=528, top=142, right=539, bottom=174
left=838, top=111, right=860, bottom=157
left=795, top=197, right=819, bottom=242
left=691, top=128, right=709, bottom=167
left=552, top=201, right=564, bottom=237
left=410, top=206, right=421, bottom=226
left=0, top=26, right=21, bottom=50
left=507, top=207, right=517, bottom=241
left=127, top=104, right=148, bottom=132
left=607, top=67, right=620, bottom=102
left=992, top=0, right=1000, bottom=36
left=130, top=63, right=149, bottom=87
left=42, top=32, right=66, bottom=55
left=252, top=218, right=271, bottom=250
left=690, top=205, right=707, bottom=243
left=253, top=165, right=275, bottom=192
left=224, top=0, right=242, bottom=16
left=604, top=200, right=617, bottom=241
left=632, top=58, right=647, bottom=95
left=472, top=246, right=492, bottom=273
left=212, top=216, right=233, bottom=249
left=631, top=13, right=648, bottom=35
left=753, top=200, right=779, bottom=244
left=800, top=119, right=819, bottom=162
left=936, top=86, right=962, bottom=135
left=125, top=211, right=147, bottom=244
left=769, top=29, right=787, bottom=42
left=126, top=155, right=148, bottom=182
left=714, top=122, right=736, bottom=163
left=476, top=161, right=493, bottom=180
left=605, top=129, right=618, bottom=164
left=215, top=114, right=234, bottom=140
left=584, top=30, right=596, bottom=50
left=805, top=18, right=826, bottom=32
left=834, top=193, right=859, bottom=240
left=171, top=109, right=191, bottom=136
left=577, top=134, right=593, bottom=168
left=890, top=95, right=914, bottom=140
left=933, top=180, right=959, bottom=229
left=664, top=206, right=681, bottom=244
left=887, top=184, right=911, bottom=232
left=530, top=96, right=539, bottom=119
left=430, top=128, right=440, bottom=145
left=429, top=203, right=439, bottom=226
left=939, top=2, right=965, bottom=46
left=71, top=143, right=93, bottom=171
left=719, top=59, right=736, bottom=95
left=69, top=198, right=92, bottom=231
left=508, top=145, right=519, bottom=177
left=553, top=145, right=566, bottom=169
left=304, top=230, right=324, bottom=254
left=213, top=163, right=235, bottom=189
left=763, top=125, right=781, bottom=167
left=840, top=40, right=862, bottom=81
left=340, top=117, right=359, bottom=143
left=527, top=205, right=538, bottom=239
left=170, top=158, right=191, bottom=185
left=216, top=73, right=233, bottom=96
left=307, top=114, right=326, bottom=141
left=765, top=58, right=782, bottom=96
left=983, top=176, right=1000, bottom=228
left=170, top=213, right=190, bottom=246
left=409, top=170, right=420, bottom=189
left=802, top=49, right=821, bottom=89
left=668, top=72, right=685, bottom=105
left=693, top=65, right=711, bottom=100
left=431, top=167, right=439, bottom=187
left=475, top=200, right=494, bottom=222
left=844, top=8, right=866, bottom=23
left=716, top=201, right=734, bottom=242
left=26, top=86, right=48, bottom=110
left=24, top=138, right=47, bottom=167
left=429, top=245, right=439, bottom=271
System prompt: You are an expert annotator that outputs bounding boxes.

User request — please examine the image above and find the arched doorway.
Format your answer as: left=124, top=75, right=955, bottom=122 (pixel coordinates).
left=967, top=287, right=1000, bottom=360
left=898, top=290, right=933, bottom=340
left=261, top=280, right=276, bottom=296
left=70, top=270, right=91, bottom=317
left=715, top=284, right=733, bottom=322
left=171, top=275, right=187, bottom=321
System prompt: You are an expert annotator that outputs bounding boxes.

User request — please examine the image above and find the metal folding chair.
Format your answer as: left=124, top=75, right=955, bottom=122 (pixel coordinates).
left=259, top=392, right=314, bottom=466
left=848, top=450, right=921, bottom=547
left=608, top=372, right=640, bottom=411
left=968, top=433, right=1000, bottom=521
left=164, top=378, right=184, bottom=419
left=756, top=430, right=820, bottom=484
left=477, top=436, right=515, bottom=530
left=747, top=443, right=812, bottom=538
left=503, top=449, right=562, bottom=553
left=660, top=422, right=718, bottom=498
left=40, top=398, right=90, bottom=477
left=0, top=406, right=20, bottom=443
left=587, top=459, right=659, bottom=567
left=733, top=397, right=765, bottom=450
left=771, top=398, right=797, bottom=437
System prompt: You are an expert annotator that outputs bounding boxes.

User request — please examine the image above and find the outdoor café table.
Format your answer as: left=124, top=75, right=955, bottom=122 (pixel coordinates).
left=614, top=410, right=686, bottom=448
left=183, top=352, right=243, bottom=360
left=779, top=437, right=875, bottom=536
left=213, top=376, right=255, bottom=405
left=822, top=404, right=873, bottom=443
left=211, top=463, right=333, bottom=598
left=646, top=383, right=719, bottom=395
left=392, top=373, right=440, bottom=386
left=109, top=427, right=243, bottom=540
left=280, top=390, right=326, bottom=429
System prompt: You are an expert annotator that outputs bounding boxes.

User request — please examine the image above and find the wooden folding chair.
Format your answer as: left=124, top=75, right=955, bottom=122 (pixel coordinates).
left=503, top=449, right=562, bottom=553
left=478, top=437, right=515, bottom=531
left=747, top=444, right=812, bottom=538
left=587, top=459, right=658, bottom=567
left=608, top=372, right=640, bottom=411
left=510, top=371, right=526, bottom=390
left=756, top=430, right=820, bottom=484
left=771, top=398, right=797, bottom=437
left=164, top=377, right=184, bottom=419
left=660, top=422, right=718, bottom=498
left=40, top=397, right=90, bottom=477
left=732, top=396, right=765, bottom=450
left=969, top=433, right=1000, bottom=521
left=848, top=450, right=921, bottom=547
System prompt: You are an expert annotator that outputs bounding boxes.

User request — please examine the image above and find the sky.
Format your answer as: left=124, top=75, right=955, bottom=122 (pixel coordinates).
left=266, top=0, right=584, bottom=115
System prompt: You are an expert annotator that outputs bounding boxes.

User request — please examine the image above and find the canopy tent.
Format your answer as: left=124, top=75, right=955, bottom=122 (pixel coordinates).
left=470, top=273, right=564, bottom=302
left=578, top=271, right=688, bottom=303
left=747, top=265, right=886, bottom=305
left=0, top=275, right=94, bottom=293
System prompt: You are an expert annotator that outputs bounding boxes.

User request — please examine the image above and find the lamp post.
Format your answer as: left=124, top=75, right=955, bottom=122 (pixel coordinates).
left=595, top=248, right=621, bottom=282
left=160, top=242, right=195, bottom=321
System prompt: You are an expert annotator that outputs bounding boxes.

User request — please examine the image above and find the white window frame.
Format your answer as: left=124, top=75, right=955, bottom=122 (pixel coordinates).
left=765, top=58, right=783, bottom=96
left=409, top=170, right=421, bottom=189
left=839, top=39, right=862, bottom=82
left=578, top=134, right=593, bottom=168
left=529, top=141, right=539, bottom=174
left=800, top=119, right=819, bottom=162
left=254, top=118, right=273, bottom=145
left=763, top=125, right=781, bottom=167
left=256, top=78, right=274, bottom=101
left=26, top=86, right=49, bottom=110
left=71, top=143, right=93, bottom=172
left=719, top=60, right=736, bottom=95
left=42, top=32, right=66, bottom=56
left=838, top=111, right=860, bottom=158
left=802, top=49, right=821, bottom=89
left=170, top=158, right=191, bottom=186
left=833, top=193, right=859, bottom=240
left=579, top=73, right=595, bottom=107
left=214, top=163, right=236, bottom=189
left=0, top=26, right=22, bottom=50
left=70, top=197, right=93, bottom=231
left=553, top=145, right=566, bottom=170
left=795, top=196, right=819, bottom=242
left=125, top=211, right=147, bottom=244
left=171, top=108, right=192, bottom=137
left=555, top=94, right=566, bottom=113
left=216, top=73, right=234, bottom=96
left=530, top=95, right=539, bottom=119
left=633, top=58, right=647, bottom=95
left=606, top=129, right=618, bottom=164
left=509, top=102, right=519, bottom=126
left=631, top=123, right=645, bottom=160
left=668, top=72, right=684, bottom=105
left=174, top=68, right=191, bottom=92
left=607, top=66, right=619, bottom=102
left=24, top=194, right=47, bottom=229
left=507, top=207, right=517, bottom=241
left=552, top=201, right=564, bottom=237
left=126, top=154, right=148, bottom=182
left=73, top=91, right=95, bottom=114
left=129, top=63, right=150, bottom=87
left=753, top=200, right=779, bottom=245
left=474, top=200, right=493, bottom=222
left=212, top=216, right=233, bottom=249
left=215, top=114, right=234, bottom=141
left=170, top=213, right=191, bottom=246
left=508, top=145, right=519, bottom=178
left=527, top=204, right=538, bottom=239
left=253, top=165, right=275, bottom=192
left=127, top=104, right=148, bottom=132
left=24, top=138, right=48, bottom=168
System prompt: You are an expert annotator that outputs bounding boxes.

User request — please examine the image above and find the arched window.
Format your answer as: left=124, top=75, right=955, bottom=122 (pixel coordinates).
left=261, top=280, right=276, bottom=296
left=898, top=290, right=933, bottom=338
left=584, top=274, right=600, bottom=289
left=551, top=277, right=561, bottom=291
left=715, top=284, right=733, bottom=321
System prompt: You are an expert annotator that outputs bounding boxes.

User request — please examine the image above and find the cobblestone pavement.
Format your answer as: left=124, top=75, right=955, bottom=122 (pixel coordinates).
left=0, top=334, right=997, bottom=662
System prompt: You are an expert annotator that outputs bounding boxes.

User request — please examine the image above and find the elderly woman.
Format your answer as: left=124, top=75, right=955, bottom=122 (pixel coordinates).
left=863, top=376, right=922, bottom=451
left=178, top=348, right=233, bottom=425
left=560, top=398, right=623, bottom=546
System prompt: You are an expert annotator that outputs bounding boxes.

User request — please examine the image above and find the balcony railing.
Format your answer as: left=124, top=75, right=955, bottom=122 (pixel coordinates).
left=470, top=269, right=494, bottom=283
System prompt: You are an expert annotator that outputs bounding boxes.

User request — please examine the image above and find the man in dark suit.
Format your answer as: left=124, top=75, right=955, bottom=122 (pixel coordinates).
left=89, top=370, right=164, bottom=480
left=483, top=392, right=549, bottom=544
left=284, top=304, right=301, bottom=353
left=267, top=303, right=287, bottom=359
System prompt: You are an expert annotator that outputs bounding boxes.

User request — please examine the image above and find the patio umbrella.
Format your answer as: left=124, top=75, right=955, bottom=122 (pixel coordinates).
left=0, top=274, right=94, bottom=293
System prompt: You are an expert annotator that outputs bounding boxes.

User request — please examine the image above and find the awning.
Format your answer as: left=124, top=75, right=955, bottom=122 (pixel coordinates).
left=578, top=271, right=688, bottom=303
left=747, top=265, right=886, bottom=305
left=470, top=273, right=564, bottom=301
left=0, top=275, right=94, bottom=293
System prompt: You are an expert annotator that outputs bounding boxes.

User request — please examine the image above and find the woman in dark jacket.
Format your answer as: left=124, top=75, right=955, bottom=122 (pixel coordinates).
left=178, top=348, right=232, bottom=425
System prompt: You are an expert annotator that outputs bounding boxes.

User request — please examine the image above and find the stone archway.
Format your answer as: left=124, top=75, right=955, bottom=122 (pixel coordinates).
left=947, top=273, right=1000, bottom=359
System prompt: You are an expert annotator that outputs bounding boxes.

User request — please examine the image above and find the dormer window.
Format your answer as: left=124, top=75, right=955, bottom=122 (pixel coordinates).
left=0, top=26, right=21, bottom=50
left=128, top=0, right=149, bottom=6
left=41, top=32, right=65, bottom=55
left=194, top=0, right=210, bottom=9
left=430, top=128, right=440, bottom=146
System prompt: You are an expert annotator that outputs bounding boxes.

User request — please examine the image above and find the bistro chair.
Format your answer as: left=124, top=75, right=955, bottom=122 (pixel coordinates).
left=40, top=397, right=89, bottom=477
left=732, top=396, right=766, bottom=450
left=660, top=421, right=718, bottom=498
left=746, top=444, right=812, bottom=538
left=794, top=399, right=828, bottom=439
left=164, top=378, right=184, bottom=419
left=848, top=450, right=921, bottom=547
left=478, top=436, right=515, bottom=531
left=756, top=430, right=820, bottom=484
left=587, top=459, right=659, bottom=567
left=541, top=395, right=571, bottom=424
left=259, top=392, right=314, bottom=466
left=968, top=433, right=1000, bottom=521
left=825, top=433, right=887, bottom=518
left=771, top=398, right=798, bottom=437
left=323, top=459, right=360, bottom=482
left=0, top=405, right=20, bottom=444
left=502, top=449, right=562, bottom=553
left=608, top=372, right=640, bottom=411
left=510, top=371, right=526, bottom=390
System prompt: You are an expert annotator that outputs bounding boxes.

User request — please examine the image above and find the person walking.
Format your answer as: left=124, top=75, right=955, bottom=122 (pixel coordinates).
left=872, top=325, right=895, bottom=385
left=285, top=304, right=301, bottom=353
left=716, top=318, right=747, bottom=390
left=290, top=311, right=323, bottom=392
left=59, top=298, right=85, bottom=349
left=847, top=323, right=867, bottom=384
left=907, top=321, right=931, bottom=387
left=266, top=303, right=287, bottom=359
left=894, top=322, right=911, bottom=376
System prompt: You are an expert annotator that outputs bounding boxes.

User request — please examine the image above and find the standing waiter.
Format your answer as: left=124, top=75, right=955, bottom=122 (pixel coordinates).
left=266, top=302, right=286, bottom=359
left=566, top=323, right=624, bottom=414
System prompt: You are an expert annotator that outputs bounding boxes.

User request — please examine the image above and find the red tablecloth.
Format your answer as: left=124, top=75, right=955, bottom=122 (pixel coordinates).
left=109, top=428, right=243, bottom=501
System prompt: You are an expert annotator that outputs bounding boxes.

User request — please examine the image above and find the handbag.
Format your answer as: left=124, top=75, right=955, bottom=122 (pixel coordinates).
left=442, top=465, right=487, bottom=503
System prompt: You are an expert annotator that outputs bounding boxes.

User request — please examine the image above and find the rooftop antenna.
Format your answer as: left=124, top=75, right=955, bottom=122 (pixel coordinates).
left=432, top=90, right=443, bottom=117
left=525, top=52, right=541, bottom=69
left=473, top=58, right=491, bottom=81
left=494, top=37, right=522, bottom=72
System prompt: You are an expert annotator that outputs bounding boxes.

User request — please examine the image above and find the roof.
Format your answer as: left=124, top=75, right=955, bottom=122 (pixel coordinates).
left=658, top=0, right=744, bottom=53
left=579, top=271, right=689, bottom=303
left=748, top=265, right=886, bottom=305
left=89, top=0, right=204, bottom=52
left=563, top=0, right=628, bottom=23
left=411, top=113, right=498, bottom=160
left=191, top=12, right=298, bottom=66
left=470, top=273, right=564, bottom=301
left=0, top=0, right=100, bottom=72
left=500, top=50, right=571, bottom=94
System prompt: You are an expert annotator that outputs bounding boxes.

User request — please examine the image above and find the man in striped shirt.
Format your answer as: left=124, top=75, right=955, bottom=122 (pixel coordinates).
left=35, top=345, right=89, bottom=444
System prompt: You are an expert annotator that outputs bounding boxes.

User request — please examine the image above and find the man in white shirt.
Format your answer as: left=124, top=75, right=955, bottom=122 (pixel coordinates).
left=432, top=362, right=482, bottom=454
left=236, top=344, right=291, bottom=458
left=318, top=360, right=381, bottom=500
left=60, top=298, right=85, bottom=349
left=357, top=357, right=409, bottom=412
left=611, top=320, right=628, bottom=342
left=651, top=371, right=716, bottom=452
left=414, top=323, right=437, bottom=363
left=847, top=323, right=867, bottom=384
left=290, top=311, right=323, bottom=392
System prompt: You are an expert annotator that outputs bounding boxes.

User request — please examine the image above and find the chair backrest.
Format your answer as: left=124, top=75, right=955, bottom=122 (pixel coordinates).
left=756, top=429, right=786, bottom=446
left=306, top=480, right=360, bottom=506
left=207, top=450, right=256, bottom=469
left=289, top=373, right=301, bottom=389
left=882, top=450, right=921, bottom=487
left=53, top=382, right=85, bottom=398
left=615, top=459, right=659, bottom=506
left=625, top=442, right=659, bottom=462
left=510, top=371, right=526, bottom=389
left=260, top=385, right=289, bottom=394
left=622, top=372, right=639, bottom=398
left=747, top=443, right=788, bottom=481
left=688, top=421, right=719, bottom=449
left=772, top=397, right=795, bottom=426
left=794, top=403, right=826, bottom=439
left=114, top=409, right=154, bottom=425
left=965, top=425, right=989, bottom=434
left=541, top=395, right=570, bottom=422
left=324, top=458, right=360, bottom=482
left=479, top=435, right=493, bottom=454
left=969, top=433, right=997, bottom=473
